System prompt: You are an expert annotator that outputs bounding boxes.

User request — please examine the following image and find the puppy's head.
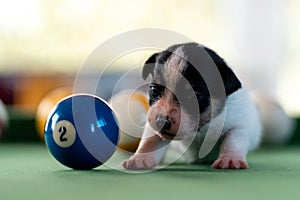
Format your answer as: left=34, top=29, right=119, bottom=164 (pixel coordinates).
left=142, top=43, right=241, bottom=140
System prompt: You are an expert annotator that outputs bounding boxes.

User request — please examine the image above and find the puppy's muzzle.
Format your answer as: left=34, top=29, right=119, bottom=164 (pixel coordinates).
left=148, top=105, right=181, bottom=139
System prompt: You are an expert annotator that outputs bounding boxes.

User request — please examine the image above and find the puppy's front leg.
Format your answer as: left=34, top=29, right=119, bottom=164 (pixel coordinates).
left=212, top=128, right=250, bottom=169
left=122, top=123, right=170, bottom=170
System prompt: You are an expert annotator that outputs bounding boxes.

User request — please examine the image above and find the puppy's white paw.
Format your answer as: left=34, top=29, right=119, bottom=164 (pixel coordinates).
left=212, top=154, right=248, bottom=169
left=122, top=155, right=157, bottom=170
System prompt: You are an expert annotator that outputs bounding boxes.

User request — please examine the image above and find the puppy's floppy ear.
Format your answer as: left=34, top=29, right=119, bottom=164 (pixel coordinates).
left=202, top=47, right=242, bottom=96
left=142, top=53, right=159, bottom=80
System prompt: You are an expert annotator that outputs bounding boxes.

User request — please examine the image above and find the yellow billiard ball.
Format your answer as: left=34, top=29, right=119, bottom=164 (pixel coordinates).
left=35, top=87, right=72, bottom=140
left=108, top=90, right=149, bottom=152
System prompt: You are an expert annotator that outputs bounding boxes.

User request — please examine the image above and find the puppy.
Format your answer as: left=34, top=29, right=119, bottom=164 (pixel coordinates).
left=122, top=43, right=292, bottom=170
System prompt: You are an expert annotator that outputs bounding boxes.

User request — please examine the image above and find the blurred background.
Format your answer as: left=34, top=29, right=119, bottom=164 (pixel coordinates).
left=0, top=0, right=299, bottom=140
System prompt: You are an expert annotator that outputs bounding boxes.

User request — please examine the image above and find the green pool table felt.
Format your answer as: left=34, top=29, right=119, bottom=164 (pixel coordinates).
left=1, top=143, right=300, bottom=200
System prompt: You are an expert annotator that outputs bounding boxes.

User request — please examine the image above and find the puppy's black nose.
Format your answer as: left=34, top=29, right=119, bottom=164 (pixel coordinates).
left=156, top=115, right=172, bottom=131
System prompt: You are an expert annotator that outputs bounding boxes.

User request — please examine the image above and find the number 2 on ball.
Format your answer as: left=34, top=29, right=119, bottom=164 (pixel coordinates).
left=59, top=126, right=68, bottom=142
left=53, top=120, right=76, bottom=148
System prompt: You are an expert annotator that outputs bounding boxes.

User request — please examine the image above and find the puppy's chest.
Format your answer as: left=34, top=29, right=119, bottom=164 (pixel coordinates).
left=179, top=116, right=228, bottom=163
left=178, top=132, right=221, bottom=164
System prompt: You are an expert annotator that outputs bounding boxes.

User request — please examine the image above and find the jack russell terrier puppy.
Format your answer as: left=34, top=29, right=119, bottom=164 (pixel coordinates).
left=122, top=43, right=294, bottom=170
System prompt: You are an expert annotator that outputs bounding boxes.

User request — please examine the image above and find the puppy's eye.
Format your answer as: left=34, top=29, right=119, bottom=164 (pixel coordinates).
left=149, top=84, right=163, bottom=99
left=150, top=86, right=160, bottom=98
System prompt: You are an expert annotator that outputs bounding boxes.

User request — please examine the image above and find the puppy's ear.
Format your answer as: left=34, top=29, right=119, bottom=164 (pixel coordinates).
left=202, top=47, right=242, bottom=96
left=142, top=53, right=159, bottom=80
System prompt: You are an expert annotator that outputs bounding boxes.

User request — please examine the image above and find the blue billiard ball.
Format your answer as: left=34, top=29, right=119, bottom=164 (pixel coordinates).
left=44, top=94, right=119, bottom=170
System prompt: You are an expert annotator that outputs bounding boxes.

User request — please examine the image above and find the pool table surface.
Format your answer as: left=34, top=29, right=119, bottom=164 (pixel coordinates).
left=1, top=142, right=300, bottom=200
left=1, top=110, right=300, bottom=200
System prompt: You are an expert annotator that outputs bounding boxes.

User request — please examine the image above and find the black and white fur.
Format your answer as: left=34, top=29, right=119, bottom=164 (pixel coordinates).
left=122, top=43, right=293, bottom=170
